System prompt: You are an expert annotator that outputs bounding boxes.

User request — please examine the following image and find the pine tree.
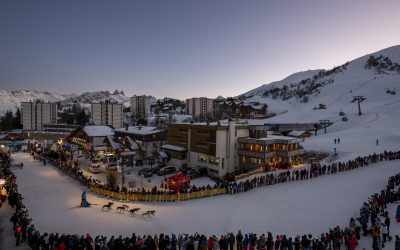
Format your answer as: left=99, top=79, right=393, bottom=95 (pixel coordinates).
left=0, top=111, right=15, bottom=131
left=14, top=108, right=22, bottom=129
left=106, top=170, right=119, bottom=189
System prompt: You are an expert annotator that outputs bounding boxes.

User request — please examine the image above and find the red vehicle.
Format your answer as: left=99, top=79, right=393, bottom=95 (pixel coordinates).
left=168, top=172, right=190, bottom=192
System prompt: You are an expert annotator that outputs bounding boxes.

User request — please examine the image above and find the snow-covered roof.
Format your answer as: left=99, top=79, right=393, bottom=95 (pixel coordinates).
left=161, top=144, right=187, bottom=152
left=106, top=135, right=122, bottom=150
left=114, top=126, right=162, bottom=135
left=114, top=126, right=163, bottom=135
left=251, top=104, right=266, bottom=110
left=83, top=126, right=114, bottom=137
left=126, top=136, right=139, bottom=150
left=172, top=114, right=192, bottom=123
left=288, top=130, right=310, bottom=137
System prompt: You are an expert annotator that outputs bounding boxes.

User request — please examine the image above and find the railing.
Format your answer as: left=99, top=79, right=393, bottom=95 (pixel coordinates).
left=90, top=185, right=226, bottom=202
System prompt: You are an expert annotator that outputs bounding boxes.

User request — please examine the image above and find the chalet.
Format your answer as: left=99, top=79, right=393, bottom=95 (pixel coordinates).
left=68, top=126, right=114, bottom=150
left=287, top=130, right=313, bottom=138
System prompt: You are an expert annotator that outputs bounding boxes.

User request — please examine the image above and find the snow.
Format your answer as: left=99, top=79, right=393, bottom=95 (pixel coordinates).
left=114, top=126, right=162, bottom=136
left=171, top=114, right=192, bottom=123
left=287, top=130, right=309, bottom=137
left=83, top=126, right=114, bottom=137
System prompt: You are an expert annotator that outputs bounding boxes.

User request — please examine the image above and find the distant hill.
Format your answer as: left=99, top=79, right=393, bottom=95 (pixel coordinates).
left=239, top=45, right=400, bottom=120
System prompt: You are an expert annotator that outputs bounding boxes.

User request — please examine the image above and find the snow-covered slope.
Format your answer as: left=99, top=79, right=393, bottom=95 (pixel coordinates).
left=58, top=91, right=131, bottom=112
left=240, top=45, right=400, bottom=121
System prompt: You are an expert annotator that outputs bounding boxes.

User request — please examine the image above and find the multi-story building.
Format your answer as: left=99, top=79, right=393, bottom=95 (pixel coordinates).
left=162, top=121, right=249, bottom=177
left=114, top=125, right=167, bottom=159
left=238, top=136, right=304, bottom=171
left=21, top=100, right=57, bottom=131
left=91, top=100, right=123, bottom=128
left=162, top=123, right=304, bottom=178
left=186, top=97, right=214, bottom=121
left=130, top=95, right=151, bottom=120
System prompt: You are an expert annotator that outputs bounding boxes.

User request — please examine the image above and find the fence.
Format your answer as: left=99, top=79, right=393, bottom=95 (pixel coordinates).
left=90, top=185, right=226, bottom=202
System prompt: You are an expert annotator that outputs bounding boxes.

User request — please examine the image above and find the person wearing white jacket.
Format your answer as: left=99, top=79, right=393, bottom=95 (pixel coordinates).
left=381, top=223, right=391, bottom=243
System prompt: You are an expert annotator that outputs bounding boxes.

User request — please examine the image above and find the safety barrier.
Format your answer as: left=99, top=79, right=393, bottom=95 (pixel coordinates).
left=90, top=185, right=226, bottom=202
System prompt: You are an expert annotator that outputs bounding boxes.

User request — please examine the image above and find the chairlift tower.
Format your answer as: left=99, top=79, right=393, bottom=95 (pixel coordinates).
left=315, top=120, right=334, bottom=135
left=351, top=96, right=366, bottom=116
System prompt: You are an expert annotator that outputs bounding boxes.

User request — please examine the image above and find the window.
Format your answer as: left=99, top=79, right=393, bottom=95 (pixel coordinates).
left=198, top=155, right=207, bottom=162
left=208, top=157, right=219, bottom=166
left=197, top=142, right=208, bottom=147
left=235, top=131, right=237, bottom=137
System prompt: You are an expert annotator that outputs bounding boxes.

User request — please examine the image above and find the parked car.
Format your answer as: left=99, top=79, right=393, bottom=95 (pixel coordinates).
left=147, top=164, right=163, bottom=174
left=135, top=160, right=143, bottom=166
left=157, top=166, right=176, bottom=176
left=92, top=155, right=103, bottom=163
left=88, top=164, right=102, bottom=173
left=138, top=167, right=153, bottom=177
left=182, top=167, right=208, bottom=179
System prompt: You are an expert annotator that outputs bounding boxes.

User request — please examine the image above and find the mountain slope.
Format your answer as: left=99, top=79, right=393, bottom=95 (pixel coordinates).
left=241, top=45, right=400, bottom=118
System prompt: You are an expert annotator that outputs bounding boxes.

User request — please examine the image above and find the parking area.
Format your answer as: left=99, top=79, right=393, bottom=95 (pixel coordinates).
left=74, top=152, right=216, bottom=191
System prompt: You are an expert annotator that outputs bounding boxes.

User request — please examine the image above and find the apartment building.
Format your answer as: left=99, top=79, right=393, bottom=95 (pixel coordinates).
left=130, top=95, right=151, bottom=120
left=91, top=100, right=123, bottom=128
left=21, top=100, right=57, bottom=131
left=186, top=97, right=214, bottom=121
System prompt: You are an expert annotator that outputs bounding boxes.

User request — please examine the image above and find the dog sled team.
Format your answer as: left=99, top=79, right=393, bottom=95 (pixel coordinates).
left=101, top=201, right=156, bottom=218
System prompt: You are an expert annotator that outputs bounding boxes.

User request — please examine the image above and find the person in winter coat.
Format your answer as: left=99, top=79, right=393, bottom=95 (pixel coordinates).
left=347, top=235, right=357, bottom=250
left=208, top=236, right=214, bottom=250
left=228, top=233, right=235, bottom=250
left=243, top=235, right=249, bottom=250
left=236, top=230, right=243, bottom=250
left=381, top=223, right=391, bottom=243
left=395, top=235, right=400, bottom=250
left=85, top=233, right=94, bottom=250
left=56, top=239, right=67, bottom=250
left=212, top=236, right=220, bottom=250
left=15, top=224, right=21, bottom=246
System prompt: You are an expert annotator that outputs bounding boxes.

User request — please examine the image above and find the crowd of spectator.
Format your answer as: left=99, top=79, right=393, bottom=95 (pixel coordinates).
left=2, top=149, right=400, bottom=249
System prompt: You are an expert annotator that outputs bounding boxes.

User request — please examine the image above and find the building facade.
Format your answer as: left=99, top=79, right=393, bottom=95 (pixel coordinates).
left=130, top=95, right=151, bottom=120
left=163, top=123, right=305, bottom=178
left=114, top=126, right=167, bottom=159
left=91, top=100, right=123, bottom=128
left=162, top=121, right=249, bottom=177
left=238, top=135, right=304, bottom=171
left=21, top=100, right=57, bottom=131
left=186, top=97, right=214, bottom=121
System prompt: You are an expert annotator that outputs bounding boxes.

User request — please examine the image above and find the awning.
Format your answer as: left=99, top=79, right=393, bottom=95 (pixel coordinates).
left=159, top=151, right=168, bottom=158
left=161, top=144, right=187, bottom=152
left=120, top=151, right=136, bottom=157
left=126, top=136, right=139, bottom=150
left=93, top=146, right=108, bottom=151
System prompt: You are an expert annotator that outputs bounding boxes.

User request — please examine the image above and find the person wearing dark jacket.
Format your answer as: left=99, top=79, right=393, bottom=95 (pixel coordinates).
left=236, top=230, right=243, bottom=250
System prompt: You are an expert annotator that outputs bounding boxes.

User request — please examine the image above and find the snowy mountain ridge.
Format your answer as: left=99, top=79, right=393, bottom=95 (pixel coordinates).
left=0, top=89, right=131, bottom=115
left=242, top=45, right=400, bottom=105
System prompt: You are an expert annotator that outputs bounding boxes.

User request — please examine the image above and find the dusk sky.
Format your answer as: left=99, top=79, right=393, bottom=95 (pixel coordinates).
left=1, top=1, right=399, bottom=100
